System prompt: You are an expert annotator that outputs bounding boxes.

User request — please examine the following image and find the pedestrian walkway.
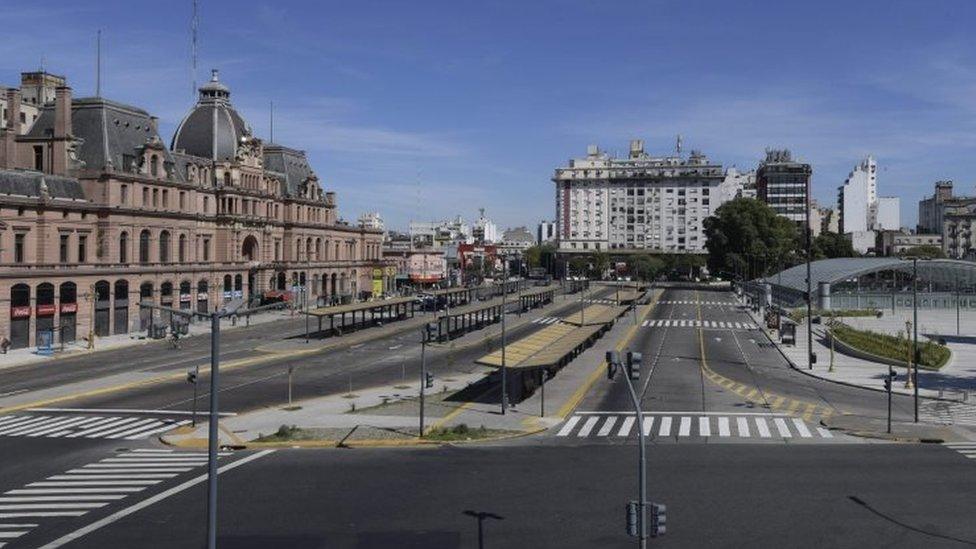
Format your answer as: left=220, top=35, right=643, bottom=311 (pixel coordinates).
left=555, top=412, right=834, bottom=441
left=581, top=298, right=616, bottom=305
left=943, top=442, right=976, bottom=460
left=657, top=300, right=737, bottom=306
left=0, top=414, right=190, bottom=441
left=921, top=400, right=976, bottom=427
left=641, top=319, right=757, bottom=330
left=532, top=316, right=562, bottom=325
left=0, top=448, right=227, bottom=544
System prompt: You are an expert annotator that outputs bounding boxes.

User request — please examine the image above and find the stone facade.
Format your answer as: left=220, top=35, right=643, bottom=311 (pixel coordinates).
left=0, top=70, right=390, bottom=350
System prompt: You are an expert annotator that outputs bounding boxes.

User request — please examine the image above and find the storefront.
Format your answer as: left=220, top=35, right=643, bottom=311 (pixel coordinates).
left=59, top=282, right=77, bottom=343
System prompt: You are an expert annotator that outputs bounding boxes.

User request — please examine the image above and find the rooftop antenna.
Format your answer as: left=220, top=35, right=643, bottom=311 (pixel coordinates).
left=96, top=30, right=102, bottom=97
left=676, top=134, right=682, bottom=156
left=191, top=0, right=199, bottom=97
left=270, top=100, right=274, bottom=143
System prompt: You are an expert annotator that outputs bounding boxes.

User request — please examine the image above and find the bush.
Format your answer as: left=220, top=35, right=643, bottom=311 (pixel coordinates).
left=829, top=321, right=950, bottom=370
left=790, top=309, right=880, bottom=323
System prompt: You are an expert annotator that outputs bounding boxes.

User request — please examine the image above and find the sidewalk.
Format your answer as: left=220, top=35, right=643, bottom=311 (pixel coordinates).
left=0, top=307, right=296, bottom=371
left=161, top=291, right=660, bottom=448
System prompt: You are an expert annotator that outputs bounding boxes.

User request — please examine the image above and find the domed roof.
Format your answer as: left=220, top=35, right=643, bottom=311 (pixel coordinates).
left=171, top=69, right=252, bottom=161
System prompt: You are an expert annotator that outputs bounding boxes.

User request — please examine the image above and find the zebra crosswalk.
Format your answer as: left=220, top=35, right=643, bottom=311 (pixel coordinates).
left=920, top=401, right=976, bottom=427
left=0, top=414, right=190, bottom=441
left=658, top=300, right=737, bottom=306
left=0, top=448, right=229, bottom=545
left=640, top=319, right=757, bottom=330
left=532, top=316, right=562, bottom=325
left=943, top=442, right=976, bottom=460
left=555, top=413, right=835, bottom=441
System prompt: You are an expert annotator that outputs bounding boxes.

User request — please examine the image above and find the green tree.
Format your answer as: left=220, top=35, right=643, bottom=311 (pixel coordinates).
left=591, top=251, right=611, bottom=279
left=523, top=243, right=557, bottom=273
left=813, top=232, right=857, bottom=260
left=626, top=254, right=666, bottom=281
left=704, top=198, right=798, bottom=280
left=898, top=245, right=946, bottom=259
left=568, top=256, right=589, bottom=276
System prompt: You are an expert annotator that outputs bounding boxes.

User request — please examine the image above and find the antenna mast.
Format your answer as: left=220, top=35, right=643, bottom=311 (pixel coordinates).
left=96, top=30, right=101, bottom=97
left=270, top=100, right=274, bottom=143
left=191, top=0, right=199, bottom=97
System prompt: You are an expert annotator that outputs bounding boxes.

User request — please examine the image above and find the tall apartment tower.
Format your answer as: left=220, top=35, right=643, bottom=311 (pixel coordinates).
left=756, top=149, right=812, bottom=228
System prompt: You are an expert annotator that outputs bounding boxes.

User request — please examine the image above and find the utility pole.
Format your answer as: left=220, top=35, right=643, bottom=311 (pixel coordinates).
left=206, top=313, right=220, bottom=549
left=500, top=262, right=508, bottom=415
left=88, top=283, right=96, bottom=350
left=805, top=184, right=813, bottom=371
left=912, top=257, right=919, bottom=423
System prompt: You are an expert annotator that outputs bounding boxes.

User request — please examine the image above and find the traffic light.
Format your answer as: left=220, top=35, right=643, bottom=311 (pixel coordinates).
left=626, top=351, right=642, bottom=381
left=883, top=371, right=897, bottom=390
left=650, top=502, right=667, bottom=537
left=423, top=322, right=438, bottom=344
left=606, top=351, right=619, bottom=380
left=810, top=352, right=818, bottom=364
left=625, top=501, right=638, bottom=537
left=425, top=371, right=434, bottom=389
left=186, top=370, right=197, bottom=384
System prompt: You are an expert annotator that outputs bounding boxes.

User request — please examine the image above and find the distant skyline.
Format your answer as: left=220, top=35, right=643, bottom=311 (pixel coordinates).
left=3, top=1, right=976, bottom=230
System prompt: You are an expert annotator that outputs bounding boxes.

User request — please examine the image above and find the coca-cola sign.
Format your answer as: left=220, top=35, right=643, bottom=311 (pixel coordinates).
left=36, top=304, right=56, bottom=316
left=11, top=306, right=30, bottom=319
left=60, top=302, right=78, bottom=314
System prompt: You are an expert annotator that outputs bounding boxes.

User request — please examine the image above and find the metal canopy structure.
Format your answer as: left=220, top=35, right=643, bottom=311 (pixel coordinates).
left=763, top=258, right=976, bottom=293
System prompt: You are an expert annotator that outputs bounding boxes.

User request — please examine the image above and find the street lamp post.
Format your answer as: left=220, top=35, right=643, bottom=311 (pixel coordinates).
left=912, top=257, right=919, bottom=423
left=500, top=261, right=508, bottom=415
left=88, top=283, right=96, bottom=350
left=805, top=186, right=813, bottom=371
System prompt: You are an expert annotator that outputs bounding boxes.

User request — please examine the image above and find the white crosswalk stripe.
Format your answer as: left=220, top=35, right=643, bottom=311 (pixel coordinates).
left=0, top=414, right=190, bottom=440
left=920, top=401, right=976, bottom=427
left=638, top=319, right=757, bottom=331
left=0, top=448, right=229, bottom=541
left=554, top=413, right=835, bottom=441
left=657, top=300, right=738, bottom=306
left=532, top=316, right=561, bottom=325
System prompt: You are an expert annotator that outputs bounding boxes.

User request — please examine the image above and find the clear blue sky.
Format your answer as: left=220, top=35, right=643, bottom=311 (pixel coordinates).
left=3, top=0, right=976, bottom=231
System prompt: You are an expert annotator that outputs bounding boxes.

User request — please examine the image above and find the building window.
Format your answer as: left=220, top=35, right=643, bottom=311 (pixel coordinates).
left=119, top=232, right=129, bottom=264
left=178, top=234, right=187, bottom=263
left=159, top=231, right=170, bottom=263
left=139, top=230, right=150, bottom=263
left=162, top=189, right=169, bottom=208
left=179, top=192, right=186, bottom=210
left=14, top=234, right=25, bottom=263
left=33, top=146, right=43, bottom=171
left=203, top=237, right=211, bottom=261
left=77, top=235, right=87, bottom=263
left=60, top=234, right=69, bottom=263
left=150, top=155, right=159, bottom=177
left=203, top=196, right=209, bottom=213
left=152, top=189, right=159, bottom=207
left=143, top=187, right=149, bottom=206
left=120, top=184, right=128, bottom=204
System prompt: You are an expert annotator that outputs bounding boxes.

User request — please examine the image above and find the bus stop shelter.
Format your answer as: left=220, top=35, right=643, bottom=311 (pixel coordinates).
left=563, top=304, right=627, bottom=327
left=427, top=287, right=476, bottom=308
left=304, top=296, right=418, bottom=336
left=518, top=285, right=556, bottom=312
left=431, top=300, right=505, bottom=342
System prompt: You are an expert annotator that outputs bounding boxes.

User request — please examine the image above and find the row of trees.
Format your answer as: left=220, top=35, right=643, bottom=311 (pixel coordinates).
left=520, top=242, right=705, bottom=281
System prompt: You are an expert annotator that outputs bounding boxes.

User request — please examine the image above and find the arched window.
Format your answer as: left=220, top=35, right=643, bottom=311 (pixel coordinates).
left=119, top=231, right=129, bottom=264
left=223, top=172, right=231, bottom=187
left=296, top=238, right=302, bottom=260
left=150, top=155, right=159, bottom=177
left=223, top=275, right=232, bottom=293
left=178, top=234, right=187, bottom=263
left=316, top=238, right=322, bottom=260
left=159, top=231, right=170, bottom=263
left=139, top=230, right=151, bottom=264
left=306, top=238, right=313, bottom=261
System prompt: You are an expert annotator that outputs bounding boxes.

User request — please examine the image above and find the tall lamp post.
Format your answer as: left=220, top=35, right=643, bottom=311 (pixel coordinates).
left=912, top=257, right=919, bottom=423
left=805, top=182, right=814, bottom=370
left=500, top=260, right=508, bottom=415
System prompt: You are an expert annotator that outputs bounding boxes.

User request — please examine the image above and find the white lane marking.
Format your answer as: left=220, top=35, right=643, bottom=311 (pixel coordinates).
left=556, top=416, right=581, bottom=437
left=577, top=417, right=600, bottom=437
left=573, top=411, right=790, bottom=416
left=47, top=475, right=177, bottom=480
left=0, top=417, right=65, bottom=436
left=122, top=420, right=191, bottom=440
left=596, top=417, right=618, bottom=437
left=0, top=417, right=53, bottom=435
left=0, top=503, right=108, bottom=510
left=0, top=532, right=27, bottom=539
left=64, top=417, right=129, bottom=438
left=129, top=449, right=175, bottom=453
left=104, top=420, right=167, bottom=439
left=30, top=416, right=108, bottom=437
left=699, top=417, right=711, bottom=437
left=755, top=418, right=772, bottom=438
left=87, top=418, right=158, bottom=438
left=16, top=416, right=94, bottom=436
left=0, top=496, right=125, bottom=502
left=5, top=489, right=143, bottom=495
left=46, top=416, right=122, bottom=438
left=0, top=416, right=25, bottom=428
left=38, top=450, right=275, bottom=549
left=27, top=408, right=237, bottom=417
left=678, top=417, right=691, bottom=437
left=658, top=417, right=672, bottom=436
left=736, top=417, right=750, bottom=437
left=100, top=458, right=208, bottom=464
left=816, top=427, right=833, bottom=438
left=0, top=524, right=38, bottom=528
left=773, top=418, right=792, bottom=438
left=642, top=417, right=655, bottom=436
left=792, top=418, right=813, bottom=438
left=75, top=468, right=192, bottom=474
left=718, top=417, right=731, bottom=437
left=0, top=512, right=86, bottom=518
left=617, top=417, right=635, bottom=437
left=27, top=481, right=162, bottom=487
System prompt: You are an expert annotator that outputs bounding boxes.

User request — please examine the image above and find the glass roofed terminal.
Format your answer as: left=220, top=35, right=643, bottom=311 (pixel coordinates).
left=752, top=258, right=976, bottom=311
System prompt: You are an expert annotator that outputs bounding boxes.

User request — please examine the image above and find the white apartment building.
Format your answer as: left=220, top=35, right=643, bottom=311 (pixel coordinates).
left=409, top=215, right=472, bottom=247
left=552, top=140, right=728, bottom=253
left=837, top=156, right=900, bottom=253
left=536, top=220, right=557, bottom=244
left=358, top=211, right=385, bottom=231
left=473, top=208, right=498, bottom=243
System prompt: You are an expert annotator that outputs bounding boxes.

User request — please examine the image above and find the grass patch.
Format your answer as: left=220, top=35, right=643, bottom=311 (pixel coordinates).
left=789, top=308, right=881, bottom=323
left=254, top=424, right=316, bottom=442
left=829, top=321, right=950, bottom=370
left=423, top=423, right=495, bottom=441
